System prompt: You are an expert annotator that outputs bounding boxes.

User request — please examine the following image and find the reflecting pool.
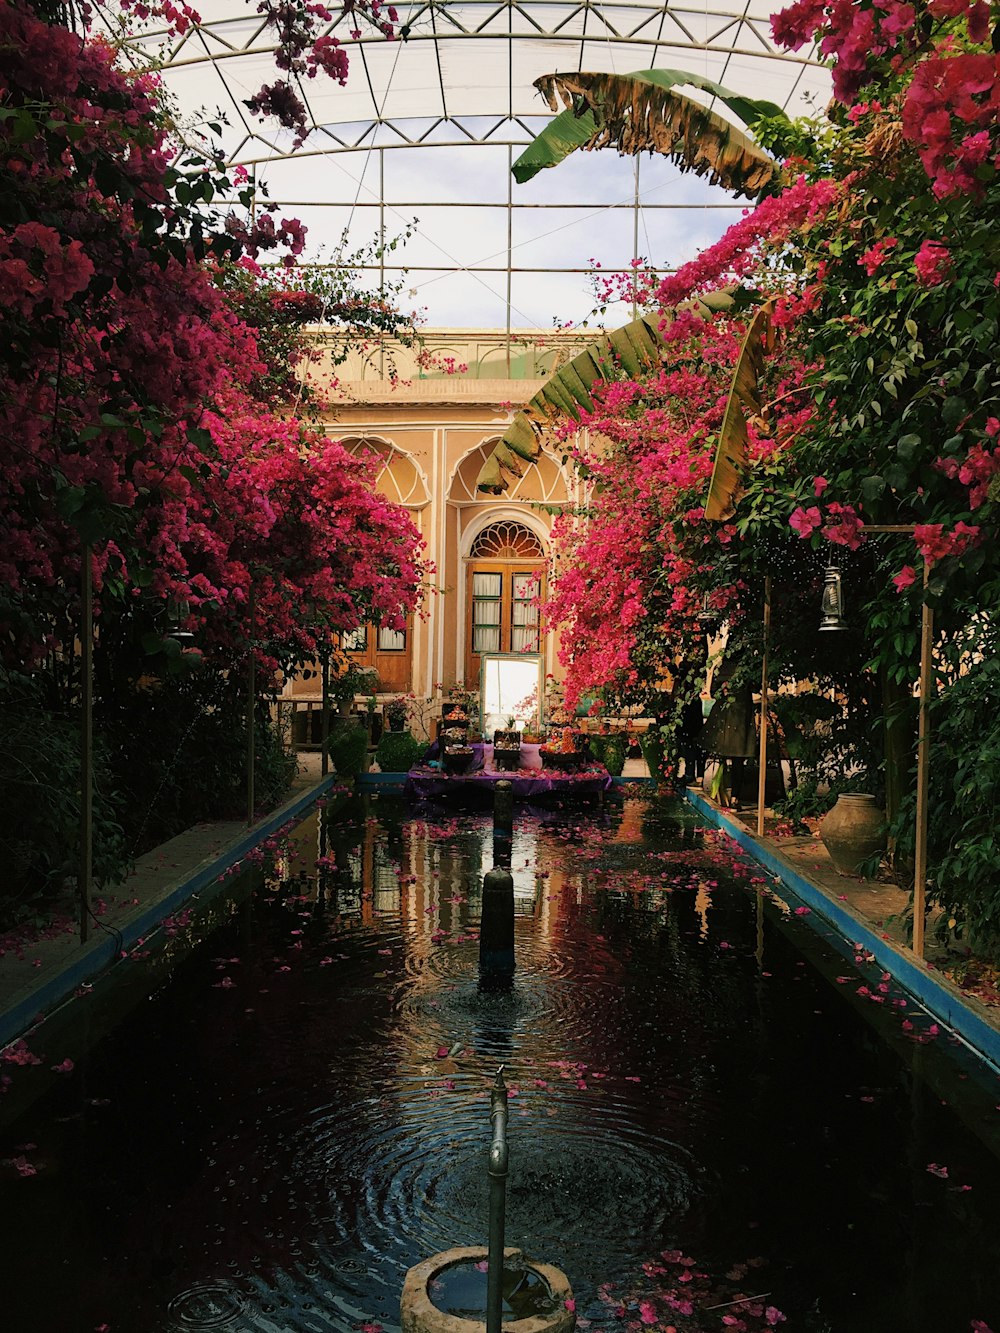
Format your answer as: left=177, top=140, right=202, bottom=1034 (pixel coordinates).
left=2, top=796, right=1000, bottom=1332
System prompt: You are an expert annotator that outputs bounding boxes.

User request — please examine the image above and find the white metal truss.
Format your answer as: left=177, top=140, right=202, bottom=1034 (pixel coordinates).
left=116, top=1, right=830, bottom=330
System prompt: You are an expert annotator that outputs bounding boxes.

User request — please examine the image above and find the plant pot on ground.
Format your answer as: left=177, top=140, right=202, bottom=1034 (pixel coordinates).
left=375, top=729, right=423, bottom=773
left=327, top=716, right=370, bottom=778
left=819, top=792, right=886, bottom=876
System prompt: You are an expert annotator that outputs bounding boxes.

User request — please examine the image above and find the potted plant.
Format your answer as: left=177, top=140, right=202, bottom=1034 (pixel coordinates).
left=385, top=695, right=409, bottom=732
left=375, top=728, right=423, bottom=773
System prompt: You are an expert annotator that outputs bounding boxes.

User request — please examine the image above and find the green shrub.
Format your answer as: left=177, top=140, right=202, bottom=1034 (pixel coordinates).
left=103, top=670, right=296, bottom=847
left=639, top=723, right=674, bottom=783
left=375, top=729, right=423, bottom=773
left=590, top=734, right=627, bottom=775
left=327, top=718, right=370, bottom=778
left=0, top=672, right=128, bottom=929
left=891, top=656, right=1000, bottom=958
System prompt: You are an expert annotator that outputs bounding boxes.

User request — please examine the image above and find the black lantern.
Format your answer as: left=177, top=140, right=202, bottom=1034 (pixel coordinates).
left=166, top=597, right=195, bottom=642
left=697, top=592, right=719, bottom=628
left=818, top=565, right=846, bottom=631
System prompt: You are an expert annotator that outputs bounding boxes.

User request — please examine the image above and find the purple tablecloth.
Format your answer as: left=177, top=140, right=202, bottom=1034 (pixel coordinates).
left=470, top=742, right=543, bottom=771
left=406, top=763, right=612, bottom=800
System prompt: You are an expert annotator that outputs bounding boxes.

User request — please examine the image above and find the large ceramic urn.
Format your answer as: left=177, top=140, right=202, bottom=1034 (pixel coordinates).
left=819, top=793, right=886, bottom=876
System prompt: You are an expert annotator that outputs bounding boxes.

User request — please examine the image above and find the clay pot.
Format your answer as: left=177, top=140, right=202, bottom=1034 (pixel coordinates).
left=819, top=793, right=886, bottom=876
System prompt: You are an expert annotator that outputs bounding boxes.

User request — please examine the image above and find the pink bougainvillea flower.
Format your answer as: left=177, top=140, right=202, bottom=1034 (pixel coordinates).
left=812, top=475, right=829, bottom=497
left=914, top=239, right=952, bottom=287
left=789, top=505, right=822, bottom=537
left=564, top=1300, right=576, bottom=1313
left=893, top=565, right=917, bottom=592
left=639, top=1300, right=657, bottom=1324
left=51, top=1058, right=74, bottom=1073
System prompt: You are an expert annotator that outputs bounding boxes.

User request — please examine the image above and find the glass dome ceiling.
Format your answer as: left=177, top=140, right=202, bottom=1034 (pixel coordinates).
left=117, top=1, right=830, bottom=329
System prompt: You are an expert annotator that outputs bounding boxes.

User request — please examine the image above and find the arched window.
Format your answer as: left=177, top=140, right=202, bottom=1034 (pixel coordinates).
left=465, top=521, right=546, bottom=678
left=470, top=521, right=544, bottom=560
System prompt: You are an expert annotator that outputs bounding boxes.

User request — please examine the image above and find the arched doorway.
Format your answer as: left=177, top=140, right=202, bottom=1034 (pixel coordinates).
left=464, top=519, right=546, bottom=685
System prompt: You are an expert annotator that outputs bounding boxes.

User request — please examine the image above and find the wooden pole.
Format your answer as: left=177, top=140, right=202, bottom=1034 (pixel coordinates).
left=320, top=649, right=330, bottom=777
left=912, top=562, right=933, bottom=959
left=246, top=585, right=256, bottom=826
left=80, top=544, right=93, bottom=944
left=756, top=575, right=771, bottom=838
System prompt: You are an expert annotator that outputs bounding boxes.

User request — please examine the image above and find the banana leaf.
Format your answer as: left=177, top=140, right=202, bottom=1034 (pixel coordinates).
left=512, top=69, right=787, bottom=196
left=476, top=291, right=739, bottom=494
left=704, top=300, right=775, bottom=521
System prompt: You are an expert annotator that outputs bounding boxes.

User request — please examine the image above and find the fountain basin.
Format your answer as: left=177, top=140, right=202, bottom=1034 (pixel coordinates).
left=401, top=1247, right=574, bottom=1333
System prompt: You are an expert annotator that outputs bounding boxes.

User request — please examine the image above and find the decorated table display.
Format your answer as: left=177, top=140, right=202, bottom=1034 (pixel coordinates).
left=407, top=733, right=611, bottom=800
left=492, top=723, right=522, bottom=772
left=539, top=728, right=592, bottom=770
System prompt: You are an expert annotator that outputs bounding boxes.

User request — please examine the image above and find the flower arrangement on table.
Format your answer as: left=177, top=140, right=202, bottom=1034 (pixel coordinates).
left=539, top=726, right=592, bottom=770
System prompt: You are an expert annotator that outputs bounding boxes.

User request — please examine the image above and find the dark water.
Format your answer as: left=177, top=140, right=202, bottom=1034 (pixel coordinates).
left=2, top=795, right=1000, bottom=1333
left=432, top=1260, right=557, bottom=1321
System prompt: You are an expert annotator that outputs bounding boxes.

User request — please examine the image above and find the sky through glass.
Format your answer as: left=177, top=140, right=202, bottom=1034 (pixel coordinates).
left=115, top=1, right=832, bottom=329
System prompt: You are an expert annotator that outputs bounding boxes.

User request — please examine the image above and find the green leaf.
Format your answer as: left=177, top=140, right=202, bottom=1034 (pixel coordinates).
left=186, top=425, right=214, bottom=453
left=942, top=396, right=966, bottom=427
left=475, top=290, right=739, bottom=493
left=512, top=68, right=784, bottom=197
left=705, top=300, right=775, bottom=521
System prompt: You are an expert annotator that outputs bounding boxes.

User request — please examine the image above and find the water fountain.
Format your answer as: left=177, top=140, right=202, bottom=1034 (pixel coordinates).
left=400, top=1069, right=575, bottom=1333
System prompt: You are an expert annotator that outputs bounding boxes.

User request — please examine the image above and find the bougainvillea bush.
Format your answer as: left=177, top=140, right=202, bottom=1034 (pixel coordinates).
left=545, top=0, right=1000, bottom=941
left=0, top=2, right=425, bottom=920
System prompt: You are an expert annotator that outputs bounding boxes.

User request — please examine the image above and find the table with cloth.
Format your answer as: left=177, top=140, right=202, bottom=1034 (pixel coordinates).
left=406, top=742, right=611, bottom=799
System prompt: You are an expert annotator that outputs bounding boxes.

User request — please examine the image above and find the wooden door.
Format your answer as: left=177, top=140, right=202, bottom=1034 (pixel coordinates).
left=465, top=563, right=545, bottom=685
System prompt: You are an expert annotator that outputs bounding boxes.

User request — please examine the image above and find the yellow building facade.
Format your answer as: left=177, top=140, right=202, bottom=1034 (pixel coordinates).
left=283, top=329, right=591, bottom=721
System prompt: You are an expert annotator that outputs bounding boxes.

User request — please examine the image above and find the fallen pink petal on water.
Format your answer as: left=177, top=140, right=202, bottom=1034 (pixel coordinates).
left=51, top=1058, right=74, bottom=1074
left=927, top=1163, right=949, bottom=1178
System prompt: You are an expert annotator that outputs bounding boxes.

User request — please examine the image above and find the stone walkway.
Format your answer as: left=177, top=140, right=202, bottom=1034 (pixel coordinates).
left=0, top=754, right=332, bottom=1048
left=687, top=788, right=1000, bottom=1071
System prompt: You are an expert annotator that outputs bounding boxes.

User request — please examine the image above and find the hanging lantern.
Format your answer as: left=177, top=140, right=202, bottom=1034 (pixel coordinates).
left=818, top=565, right=846, bottom=631
left=166, top=596, right=195, bottom=642
left=697, top=592, right=719, bottom=627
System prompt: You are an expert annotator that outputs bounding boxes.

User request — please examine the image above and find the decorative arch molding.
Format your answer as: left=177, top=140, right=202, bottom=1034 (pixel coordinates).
left=459, top=505, right=551, bottom=560
left=447, top=438, right=570, bottom=507
left=335, top=433, right=431, bottom=508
